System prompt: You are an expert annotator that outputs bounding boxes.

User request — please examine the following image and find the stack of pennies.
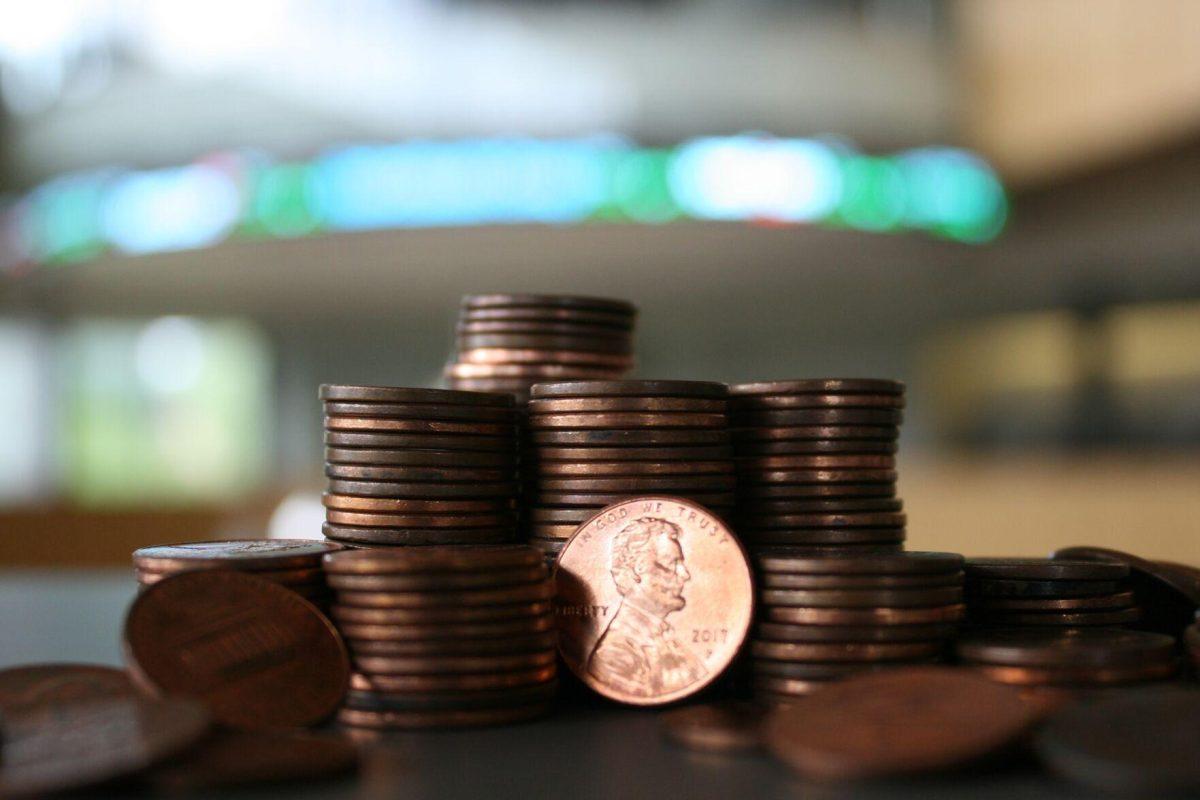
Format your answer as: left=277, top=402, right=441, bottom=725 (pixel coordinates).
left=963, top=558, right=1140, bottom=630
left=523, top=380, right=733, bottom=565
left=444, top=294, right=637, bottom=404
left=321, top=385, right=521, bottom=548
left=728, top=379, right=905, bottom=554
left=749, top=550, right=965, bottom=703
left=956, top=628, right=1178, bottom=689
left=132, top=540, right=341, bottom=607
left=322, top=546, right=558, bottom=729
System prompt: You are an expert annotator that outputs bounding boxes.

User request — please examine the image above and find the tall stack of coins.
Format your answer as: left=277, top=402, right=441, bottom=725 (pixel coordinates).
left=728, top=379, right=905, bottom=554
left=323, top=546, right=557, bottom=729
left=964, top=559, right=1140, bottom=630
left=748, top=551, right=965, bottom=703
left=956, top=629, right=1177, bottom=689
left=443, top=294, right=637, bottom=403
left=321, top=385, right=521, bottom=548
left=523, top=381, right=733, bottom=565
left=132, top=541, right=340, bottom=607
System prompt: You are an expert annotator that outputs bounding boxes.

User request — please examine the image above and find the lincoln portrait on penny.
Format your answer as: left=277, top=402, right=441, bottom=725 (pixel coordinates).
left=586, top=516, right=708, bottom=697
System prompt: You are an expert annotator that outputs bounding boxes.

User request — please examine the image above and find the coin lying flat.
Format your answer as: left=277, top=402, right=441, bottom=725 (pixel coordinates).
left=738, top=454, right=897, bottom=470
left=964, top=558, right=1129, bottom=581
left=762, top=666, right=1040, bottom=780
left=735, top=439, right=898, bottom=455
left=323, top=510, right=514, bottom=528
left=458, top=320, right=630, bottom=337
left=766, top=604, right=966, bottom=626
left=322, top=494, right=515, bottom=513
left=335, top=617, right=554, bottom=643
left=660, top=702, right=764, bottom=754
left=325, top=544, right=542, bottom=574
left=132, top=540, right=340, bottom=572
left=535, top=460, right=734, bottom=476
left=754, top=550, right=963, bottom=575
left=458, top=348, right=633, bottom=367
left=756, top=621, right=958, bottom=643
left=968, top=579, right=1121, bottom=598
left=760, top=586, right=962, bottom=609
left=319, top=384, right=514, bottom=406
left=462, top=293, right=637, bottom=313
left=460, top=308, right=633, bottom=327
left=326, top=567, right=546, bottom=592
left=969, top=608, right=1142, bottom=627
left=746, top=497, right=904, bottom=513
left=351, top=651, right=556, bottom=676
left=0, top=664, right=138, bottom=717
left=534, top=445, right=735, bottom=462
left=731, top=379, right=904, bottom=396
left=741, top=528, right=906, bottom=546
left=972, top=590, right=1136, bottom=611
left=535, top=491, right=737, bottom=508
left=321, top=401, right=518, bottom=421
left=734, top=425, right=899, bottom=442
left=124, top=571, right=350, bottom=729
left=324, top=447, right=517, bottom=467
left=446, top=361, right=624, bottom=379
left=344, top=680, right=558, bottom=712
left=348, top=667, right=556, bottom=694
left=973, top=661, right=1177, bottom=687
left=530, top=380, right=726, bottom=399
left=346, top=631, right=557, bottom=657
left=531, top=428, right=730, bottom=446
left=529, top=397, right=727, bottom=413
left=731, top=393, right=905, bottom=409
left=325, top=464, right=517, bottom=482
left=731, top=408, right=903, bottom=426
left=538, top=475, right=737, bottom=492
left=751, top=640, right=944, bottom=662
left=1053, top=546, right=1200, bottom=636
left=332, top=581, right=554, bottom=609
left=740, top=512, right=907, bottom=529
left=322, top=524, right=516, bottom=546
left=337, top=702, right=550, bottom=730
left=529, top=412, right=727, bottom=430
left=324, top=431, right=516, bottom=451
left=324, top=415, right=515, bottom=436
left=330, top=601, right=553, bottom=625
left=955, top=628, right=1176, bottom=668
left=324, top=479, right=519, bottom=498
left=136, top=566, right=324, bottom=587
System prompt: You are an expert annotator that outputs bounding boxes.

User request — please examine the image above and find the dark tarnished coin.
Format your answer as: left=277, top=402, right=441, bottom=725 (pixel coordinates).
left=760, top=571, right=962, bottom=590
left=325, top=463, right=515, bottom=483
left=767, top=604, right=966, bottom=626
left=337, top=702, right=549, bottom=730
left=741, top=528, right=906, bottom=546
left=457, top=334, right=631, bottom=354
left=534, top=445, right=733, bottom=462
left=965, top=558, right=1129, bottom=581
left=457, top=319, right=630, bottom=337
left=974, top=662, right=1177, bottom=687
left=661, top=702, right=763, bottom=753
left=334, top=616, right=554, bottom=642
left=734, top=425, right=900, bottom=442
left=0, top=696, right=211, bottom=797
left=973, top=590, right=1137, bottom=611
left=969, top=607, right=1142, bottom=627
left=751, top=640, right=943, bottom=662
left=330, top=601, right=552, bottom=624
left=324, top=415, right=514, bottom=436
left=535, top=491, right=737, bottom=508
left=351, top=651, right=556, bottom=676
left=753, top=550, right=962, bottom=575
left=460, top=307, right=633, bottom=327
left=324, top=447, right=516, bottom=468
left=529, top=397, right=726, bottom=414
left=331, top=581, right=554, bottom=609
left=969, top=578, right=1120, bottom=598
left=762, top=666, right=1039, bottom=780
left=345, top=632, right=556, bottom=656
left=324, top=430, right=515, bottom=451
left=955, top=628, right=1176, bottom=668
left=739, top=512, right=906, bottom=529
left=322, top=401, right=517, bottom=421
left=0, top=664, right=137, bottom=717
left=322, top=494, right=514, bottom=513
left=324, top=544, right=541, bottom=573
left=1034, top=687, right=1200, bottom=793
left=325, top=478, right=517, bottom=498
left=537, top=475, right=736, bottom=492
left=124, top=571, right=349, bottom=729
left=530, top=380, right=726, bottom=399
left=349, top=666, right=556, bottom=693
left=529, top=412, right=726, bottom=430
left=326, top=566, right=546, bottom=592
left=732, top=408, right=903, bottom=426
left=736, top=439, right=898, bottom=455
left=745, top=498, right=904, bottom=513
left=133, top=540, right=338, bottom=572
left=535, top=460, right=733, bottom=477
left=344, top=680, right=556, bottom=712
left=322, top=524, right=516, bottom=546
left=320, top=384, right=513, bottom=406
left=732, top=379, right=904, bottom=396
left=462, top=292, right=636, bottom=313
left=324, top=510, right=515, bottom=528
left=756, top=621, right=957, bottom=643
left=738, top=454, right=896, bottom=470
left=751, top=660, right=929, bottom=680
left=531, top=428, right=729, bottom=446
left=739, top=484, right=896, bottom=499
left=731, top=393, right=905, bottom=410
left=738, top=469, right=898, bottom=485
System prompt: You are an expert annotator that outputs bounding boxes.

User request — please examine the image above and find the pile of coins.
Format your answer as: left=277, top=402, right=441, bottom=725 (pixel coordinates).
left=444, top=294, right=637, bottom=403
left=523, top=380, right=733, bottom=565
left=321, top=385, right=521, bottom=548
left=964, top=558, right=1139, bottom=630
left=748, top=551, right=965, bottom=702
left=132, top=540, right=340, bottom=607
left=729, top=379, right=905, bottom=555
left=956, top=628, right=1177, bottom=689
left=324, top=546, right=558, bottom=729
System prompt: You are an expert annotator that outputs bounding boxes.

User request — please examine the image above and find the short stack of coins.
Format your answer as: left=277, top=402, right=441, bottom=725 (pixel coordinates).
left=956, top=628, right=1178, bottom=690
left=132, top=540, right=340, bottom=607
left=321, top=385, right=521, bottom=548
left=444, top=294, right=638, bottom=404
left=728, top=379, right=905, bottom=555
left=323, top=546, right=558, bottom=729
left=964, top=558, right=1140, bottom=630
left=749, top=550, right=965, bottom=703
left=523, top=380, right=733, bottom=566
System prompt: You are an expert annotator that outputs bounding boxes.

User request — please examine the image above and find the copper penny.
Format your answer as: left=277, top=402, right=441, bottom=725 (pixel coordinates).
left=739, top=512, right=906, bottom=529
left=761, top=586, right=961, bottom=608
left=529, top=412, right=726, bottom=430
left=534, top=445, right=734, bottom=462
left=0, top=696, right=211, bottom=797
left=137, top=566, right=324, bottom=586
left=324, top=430, right=515, bottom=451
left=731, top=393, right=905, bottom=409
left=324, top=479, right=518, bottom=498
left=1054, top=546, right=1200, bottom=636
left=751, top=640, right=943, bottom=662
left=738, top=454, right=896, bottom=470
left=753, top=550, right=961, bottom=575
left=0, top=664, right=137, bottom=717
left=751, top=660, right=930, bottom=680
left=965, top=557, right=1129, bottom=581
left=446, top=361, right=623, bottom=379
left=974, top=662, right=1177, bottom=687
left=555, top=496, right=753, bottom=706
left=325, top=464, right=516, bottom=482
left=734, top=425, right=898, bottom=441
left=975, top=589, right=1137, bottom=611
left=759, top=571, right=962, bottom=590
left=731, top=379, right=904, bottom=396
left=528, top=524, right=581, bottom=541
left=324, top=545, right=541, bottom=573
left=457, top=333, right=632, bottom=354
left=969, top=608, right=1142, bottom=627
left=744, top=497, right=903, bottom=513
left=349, top=666, right=556, bottom=693
left=766, top=604, right=967, bottom=625
left=738, top=469, right=898, bottom=485
left=331, top=581, right=553, bottom=608
left=732, top=408, right=902, bottom=427
left=461, top=293, right=636, bottom=313
left=335, top=616, right=554, bottom=643
left=336, top=702, right=549, bottom=729
left=530, top=506, right=610, bottom=523
left=530, top=380, right=727, bottom=399
left=352, top=651, right=555, bottom=675
left=762, top=666, right=1039, bottom=780
left=324, top=447, right=516, bottom=468
left=735, top=439, right=898, bottom=455
left=461, top=307, right=633, bottom=327
left=457, top=348, right=633, bottom=367
left=123, top=571, right=349, bottom=729
left=969, top=578, right=1121, bottom=598
left=457, top=320, right=630, bottom=337
left=132, top=540, right=339, bottom=572
left=320, top=384, right=513, bottom=406
left=326, top=566, right=546, bottom=591
left=322, top=494, right=514, bottom=513
left=322, top=401, right=518, bottom=421
left=661, top=703, right=764, bottom=753
left=330, top=601, right=552, bottom=624
left=535, top=491, right=736, bottom=508
left=531, top=428, right=729, bottom=446
left=324, top=510, right=515, bottom=528
left=752, top=676, right=828, bottom=698
left=741, top=529, right=906, bottom=546
left=346, top=632, right=557, bottom=656
left=324, top=415, right=514, bottom=436
left=344, top=680, right=557, bottom=711
left=956, top=629, right=1176, bottom=668
left=322, top=524, right=516, bottom=546
left=529, top=397, right=726, bottom=413
left=756, top=621, right=958, bottom=643
left=739, top=484, right=896, bottom=499
left=535, top=461, right=734, bottom=477
left=538, top=476, right=736, bottom=493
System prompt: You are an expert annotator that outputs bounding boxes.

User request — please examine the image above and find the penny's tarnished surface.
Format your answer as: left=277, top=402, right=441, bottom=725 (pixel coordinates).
left=554, top=496, right=753, bottom=705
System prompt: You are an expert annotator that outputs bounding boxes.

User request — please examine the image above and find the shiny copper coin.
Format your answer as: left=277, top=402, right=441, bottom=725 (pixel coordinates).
left=324, top=544, right=541, bottom=574
left=322, top=401, right=518, bottom=421
left=535, top=491, right=736, bottom=508
left=324, top=478, right=517, bottom=498
left=136, top=566, right=324, bottom=586
left=738, top=469, right=898, bottom=485
left=458, top=348, right=634, bottom=367
left=733, top=409, right=903, bottom=427
left=335, top=616, right=554, bottom=642
left=762, top=666, right=1039, bottom=780
left=324, top=510, right=514, bottom=528
left=731, top=379, right=904, bottom=396
left=132, top=539, right=338, bottom=572
left=741, top=529, right=905, bottom=546
left=322, top=494, right=514, bottom=513
left=745, top=497, right=904, bottom=513
left=529, top=412, right=726, bottom=429
left=446, top=361, right=623, bottom=379
left=753, top=550, right=962, bottom=575
left=974, top=590, right=1136, bottom=611
left=531, top=380, right=727, bottom=399
left=0, top=696, right=211, bottom=797
left=970, top=608, right=1142, bottom=627
left=529, top=397, right=726, bottom=414
left=538, top=476, right=736, bottom=492
left=457, top=333, right=632, bottom=354
left=324, top=415, right=514, bottom=436
left=531, top=428, right=729, bottom=446
left=735, top=425, right=899, bottom=441
left=661, top=702, right=764, bottom=753
left=124, top=571, right=349, bottom=729
left=969, top=578, right=1121, bottom=598
left=739, top=512, right=905, bottom=529
left=337, top=702, right=549, bottom=729
left=344, top=680, right=556, bottom=712
left=0, top=664, right=137, bottom=717
left=349, top=666, right=555, bottom=693
left=555, top=496, right=754, bottom=706
left=326, top=566, right=545, bottom=591
left=534, top=445, right=734, bottom=462
left=756, top=621, right=958, bottom=643
left=462, top=292, right=636, bottom=313
left=751, top=640, right=943, bottom=662
left=731, top=393, right=905, bottom=409
left=760, top=571, right=962, bottom=590
left=331, top=581, right=553, bottom=609
left=974, top=661, right=1176, bottom=687
left=528, top=524, right=581, bottom=541
left=324, top=447, right=516, bottom=468
left=535, top=460, right=734, bottom=477
left=352, top=651, right=554, bottom=675
left=738, top=454, right=895, bottom=470
left=330, top=600, right=552, bottom=624
left=735, top=438, right=898, bottom=455
left=739, top=484, right=896, bottom=499
left=320, top=384, right=513, bottom=406
left=955, top=628, right=1176, bottom=668
left=322, top=524, right=516, bottom=546
left=965, top=557, right=1129, bottom=581
left=346, top=632, right=556, bottom=657
left=324, top=430, right=516, bottom=451
left=766, top=604, right=966, bottom=625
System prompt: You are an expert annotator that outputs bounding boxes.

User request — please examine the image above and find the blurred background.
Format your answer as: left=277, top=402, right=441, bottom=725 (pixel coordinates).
left=1, top=0, right=1197, bottom=567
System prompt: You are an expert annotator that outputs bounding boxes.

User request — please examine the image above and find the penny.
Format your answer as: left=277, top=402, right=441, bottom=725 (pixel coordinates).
left=745, top=498, right=904, bottom=513
left=537, top=475, right=737, bottom=492
left=737, top=469, right=898, bottom=485
left=753, top=550, right=963, bottom=575
left=534, top=445, right=734, bottom=462
left=324, top=415, right=514, bottom=436
left=736, top=439, right=898, bottom=455
left=762, top=666, right=1040, bottom=780
left=760, top=571, right=962, bottom=590
left=322, top=494, right=514, bottom=513
left=446, top=361, right=624, bottom=378
left=0, top=664, right=137, bottom=717
left=752, top=676, right=829, bottom=699
left=1053, top=546, right=1200, bottom=636
left=974, top=662, right=1177, bottom=687
left=661, top=702, right=764, bottom=753
left=352, top=650, right=556, bottom=676
left=535, top=491, right=737, bottom=508
left=530, top=380, right=727, bottom=399
left=335, top=616, right=554, bottom=642
left=741, top=528, right=906, bottom=546
left=457, top=333, right=631, bottom=353
left=767, top=604, right=966, bottom=625
left=531, top=428, right=729, bottom=446
left=955, top=628, right=1177, bottom=668
left=969, top=578, right=1121, bottom=598
left=461, top=307, right=633, bottom=327
left=330, top=601, right=552, bottom=624
left=322, top=401, right=518, bottom=421
left=535, top=460, right=734, bottom=477
left=732, top=408, right=903, bottom=427
left=737, top=454, right=896, bottom=470
left=325, top=544, right=542, bottom=573
left=346, top=632, right=557, bottom=656
left=458, top=320, right=630, bottom=337
left=739, top=484, right=896, bottom=499
left=462, top=293, right=637, bottom=313
left=325, top=447, right=517, bottom=468
left=344, top=680, right=557, bottom=712
left=731, top=393, right=906, bottom=410
left=732, top=379, right=904, bottom=396
left=756, top=621, right=958, bottom=643
left=751, top=640, right=943, bottom=662
left=132, top=540, right=339, bottom=572
left=734, top=425, right=899, bottom=441
left=969, top=607, right=1142, bottom=626
left=348, top=666, right=556, bottom=693
left=325, top=478, right=518, bottom=498
left=0, top=696, right=211, bottom=797
left=331, top=581, right=554, bottom=609
left=322, top=524, right=515, bottom=546
left=326, top=566, right=546, bottom=591
left=144, top=730, right=358, bottom=793
left=965, top=558, right=1130, bottom=581
left=320, top=384, right=514, bottom=406
left=337, top=702, right=549, bottom=729
left=555, top=496, right=754, bottom=706
left=529, top=412, right=726, bottom=430
left=530, top=506, right=612, bottom=524
left=324, top=510, right=515, bottom=528
left=136, top=566, right=324, bottom=586
left=739, top=512, right=906, bottom=529
left=1035, top=686, right=1200, bottom=793
left=528, top=524, right=582, bottom=541
left=124, top=571, right=349, bottom=729
left=973, top=590, right=1137, bottom=611
left=458, top=348, right=633, bottom=367
left=324, top=431, right=516, bottom=451
left=529, top=397, right=726, bottom=414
